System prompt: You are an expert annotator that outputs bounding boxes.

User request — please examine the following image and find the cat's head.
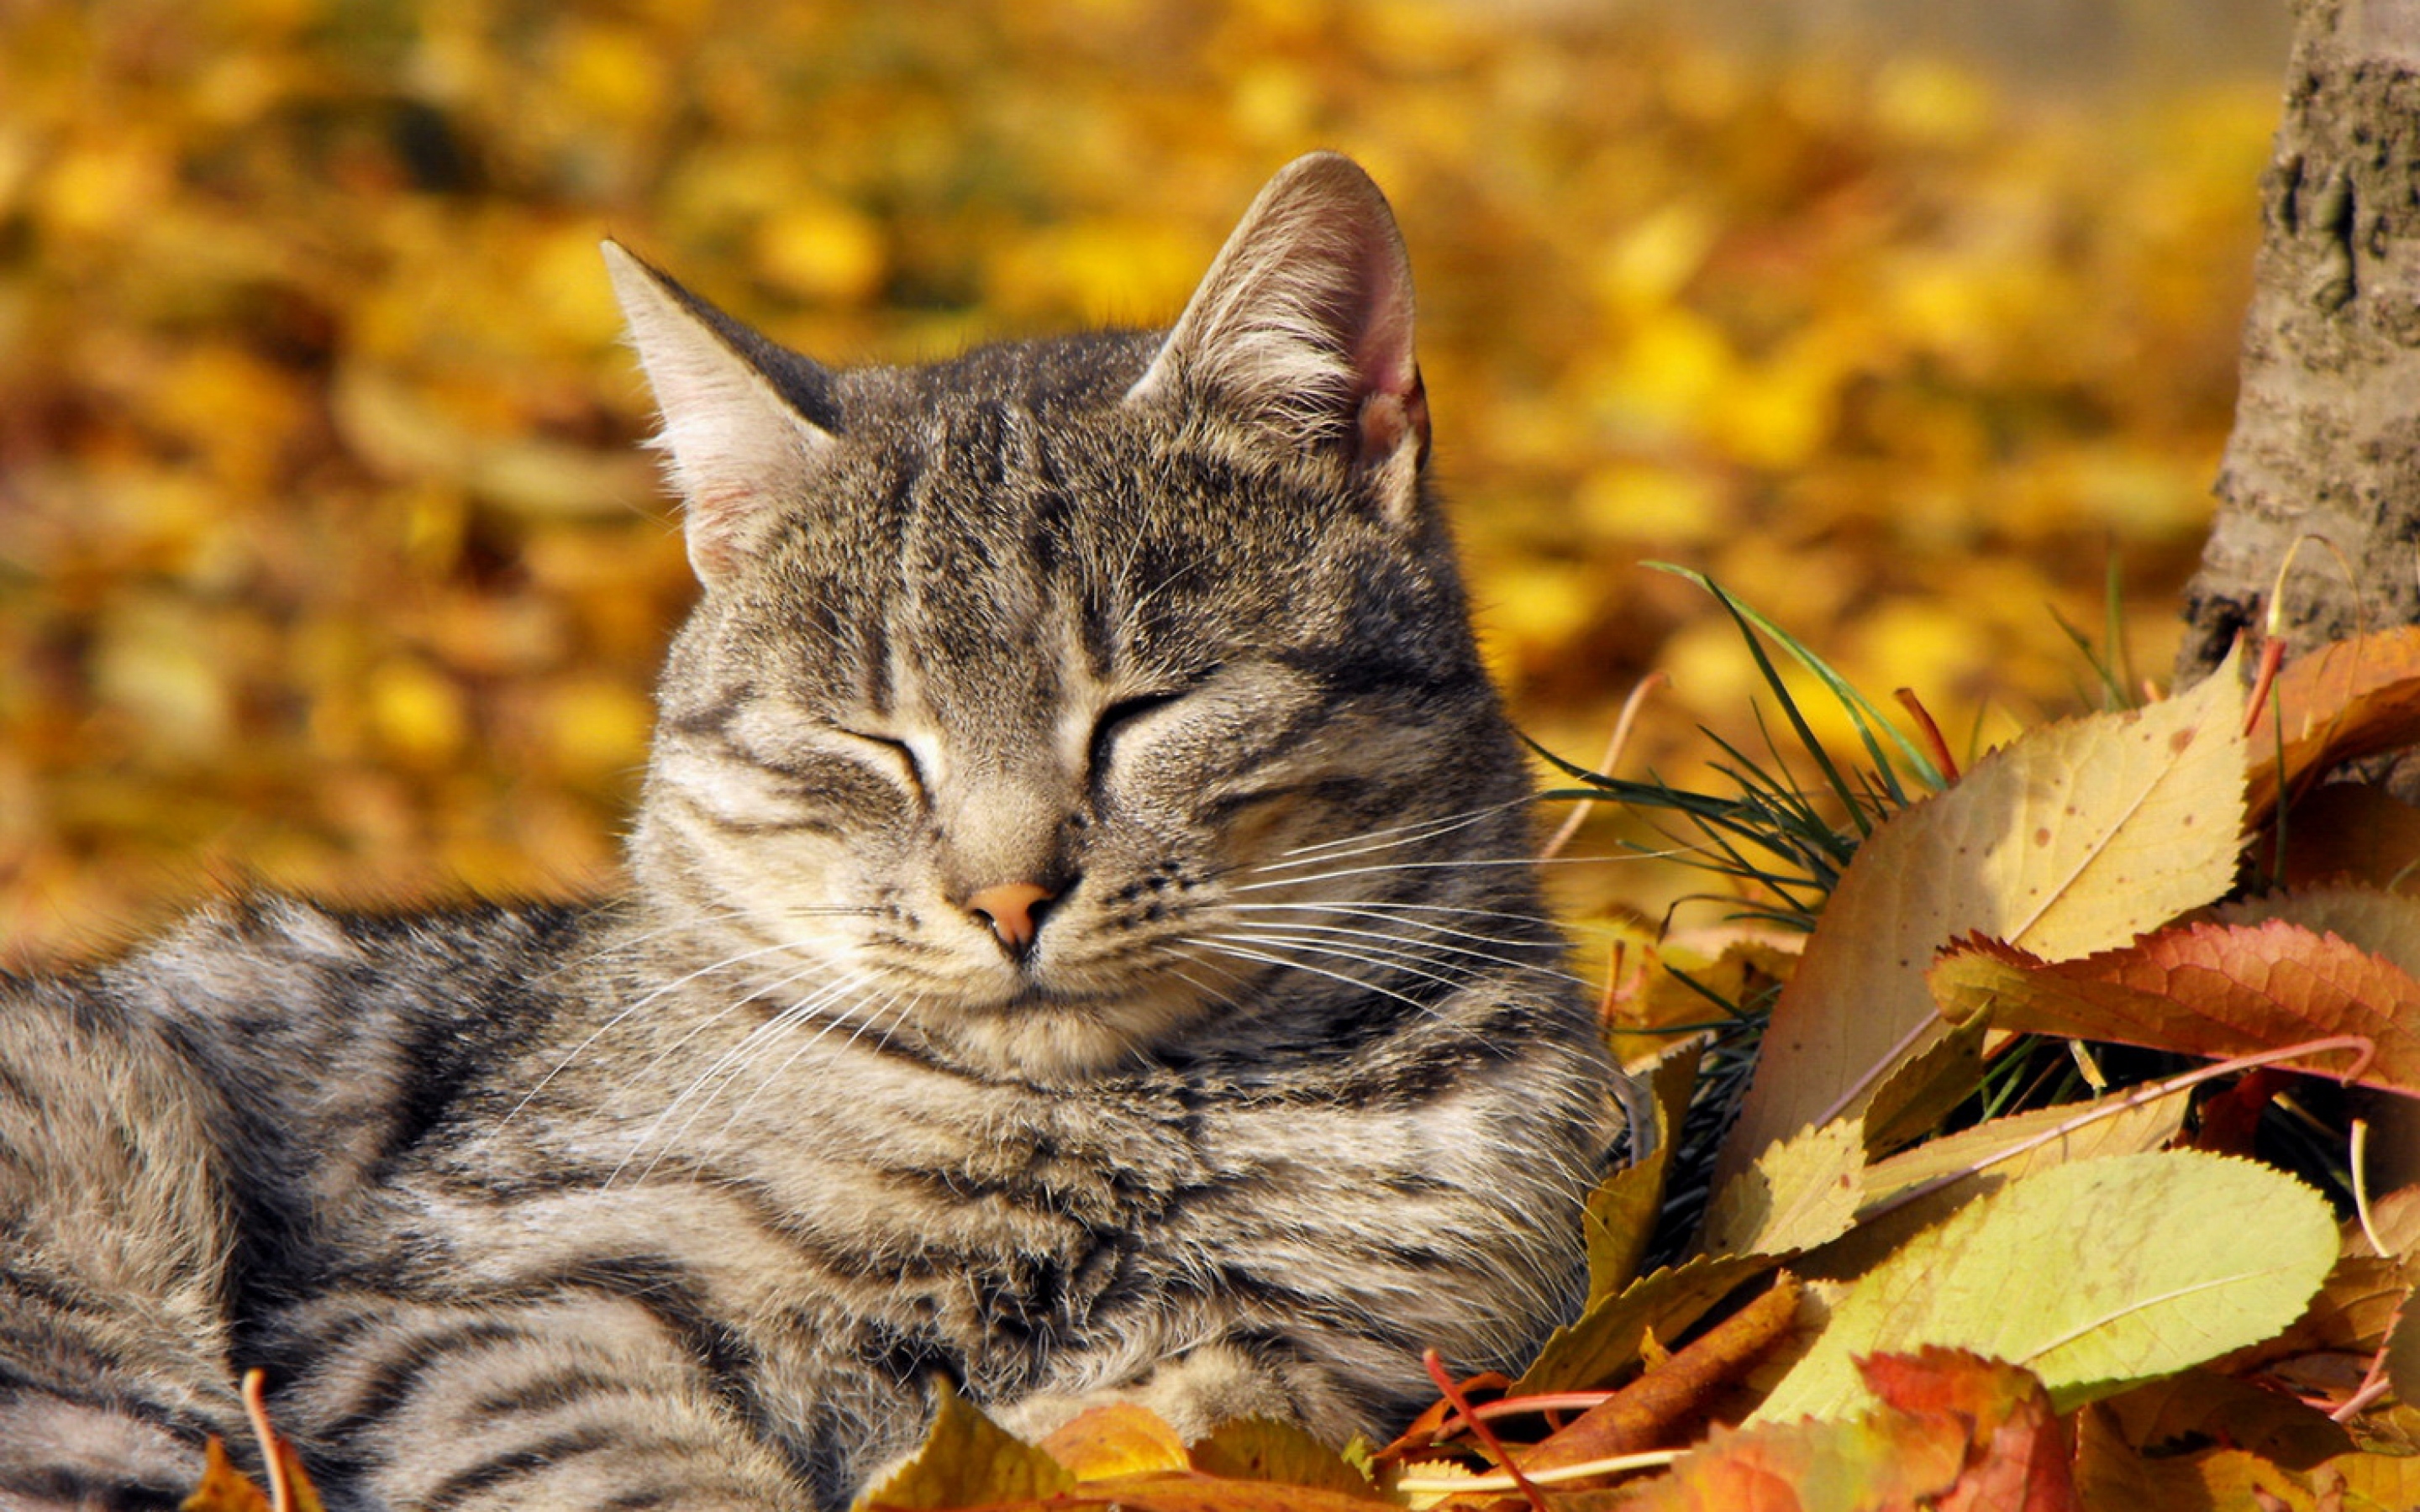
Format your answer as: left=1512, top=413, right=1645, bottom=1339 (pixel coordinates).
left=609, top=153, right=1552, bottom=1080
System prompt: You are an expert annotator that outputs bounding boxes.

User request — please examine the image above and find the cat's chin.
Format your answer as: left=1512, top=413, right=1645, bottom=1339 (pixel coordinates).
left=942, top=986, right=1207, bottom=1082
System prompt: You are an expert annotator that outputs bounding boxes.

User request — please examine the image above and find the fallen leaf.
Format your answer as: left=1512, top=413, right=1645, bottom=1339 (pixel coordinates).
left=1802, top=1084, right=2192, bottom=1281
left=1616, top=1407, right=1973, bottom=1512
left=1857, top=1349, right=2079, bottom=1512
left=2246, top=626, right=2420, bottom=821
left=2269, top=783, right=2420, bottom=890
left=1515, top=1253, right=1776, bottom=1395
left=1931, top=921, right=2420, bottom=1097
left=2074, top=1403, right=2317, bottom=1512
left=1520, top=1273, right=1805, bottom=1474
left=1699, top=1116, right=1865, bottom=1258
left=1040, top=1403, right=1191, bottom=1480
left=179, top=1438, right=271, bottom=1512
left=1186, top=1419, right=1381, bottom=1500
left=2217, top=885, right=2420, bottom=978
left=2317, top=1444, right=2420, bottom=1510
left=856, top=1380, right=1076, bottom=1510
left=1860, top=1017, right=1988, bottom=1158
left=1754, top=1151, right=2338, bottom=1421
left=2390, top=1292, right=2420, bottom=1419
left=1584, top=1040, right=1699, bottom=1307
left=2098, top=1368, right=2351, bottom=1468
left=1619, top=1352, right=2073, bottom=1512
left=1721, top=650, right=2245, bottom=1184
left=2223, top=1255, right=2411, bottom=1378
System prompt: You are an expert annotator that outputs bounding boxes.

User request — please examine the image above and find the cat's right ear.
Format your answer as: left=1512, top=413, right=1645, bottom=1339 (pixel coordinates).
left=602, top=241, right=840, bottom=584
left=1127, top=153, right=1428, bottom=524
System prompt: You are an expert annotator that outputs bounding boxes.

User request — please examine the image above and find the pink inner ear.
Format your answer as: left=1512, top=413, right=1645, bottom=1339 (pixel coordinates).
left=1355, top=369, right=1430, bottom=472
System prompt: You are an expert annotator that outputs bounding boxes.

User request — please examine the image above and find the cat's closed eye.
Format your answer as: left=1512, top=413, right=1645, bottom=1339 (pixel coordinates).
left=1086, top=687, right=1192, bottom=775
left=835, top=727, right=929, bottom=799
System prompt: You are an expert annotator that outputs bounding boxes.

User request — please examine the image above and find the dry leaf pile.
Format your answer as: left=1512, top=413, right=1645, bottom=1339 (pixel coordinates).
left=182, top=622, right=2420, bottom=1509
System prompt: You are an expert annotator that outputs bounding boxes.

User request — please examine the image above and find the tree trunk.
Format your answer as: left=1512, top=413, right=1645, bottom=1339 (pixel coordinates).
left=2177, top=0, right=2420, bottom=682
left=2181, top=0, right=2420, bottom=1183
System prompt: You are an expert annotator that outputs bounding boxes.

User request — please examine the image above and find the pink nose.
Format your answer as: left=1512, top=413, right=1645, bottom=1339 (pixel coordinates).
left=966, top=882, right=1056, bottom=954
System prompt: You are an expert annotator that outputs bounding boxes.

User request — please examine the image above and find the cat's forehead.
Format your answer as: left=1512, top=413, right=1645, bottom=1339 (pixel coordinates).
left=834, top=329, right=1164, bottom=423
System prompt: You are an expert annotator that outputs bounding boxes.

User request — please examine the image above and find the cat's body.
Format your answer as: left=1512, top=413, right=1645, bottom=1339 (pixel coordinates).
left=0, top=155, right=1616, bottom=1511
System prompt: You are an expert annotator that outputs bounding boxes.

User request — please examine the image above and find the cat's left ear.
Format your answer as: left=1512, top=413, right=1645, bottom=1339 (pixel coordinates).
left=1128, top=152, right=1429, bottom=524
left=603, top=241, right=841, bottom=584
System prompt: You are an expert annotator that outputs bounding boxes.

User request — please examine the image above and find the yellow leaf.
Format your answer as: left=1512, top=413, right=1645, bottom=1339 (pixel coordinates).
left=1040, top=1403, right=1190, bottom=1481
left=1718, top=648, right=2245, bottom=1184
left=1699, top=1114, right=1864, bottom=1259
left=854, top=1380, right=1075, bottom=1511
left=1186, top=1418, right=1381, bottom=1499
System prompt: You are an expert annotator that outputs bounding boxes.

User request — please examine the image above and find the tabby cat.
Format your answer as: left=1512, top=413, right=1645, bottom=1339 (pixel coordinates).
left=0, top=153, right=1617, bottom=1512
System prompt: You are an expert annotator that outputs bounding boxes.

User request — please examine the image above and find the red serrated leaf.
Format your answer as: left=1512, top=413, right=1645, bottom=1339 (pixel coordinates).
left=1858, top=1349, right=2080, bottom=1512
left=1930, top=921, right=2420, bottom=1095
left=1618, top=1352, right=2077, bottom=1512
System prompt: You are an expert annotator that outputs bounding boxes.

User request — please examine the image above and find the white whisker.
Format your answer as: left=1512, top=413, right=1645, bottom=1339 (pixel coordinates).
left=1228, top=853, right=1669, bottom=895
left=1208, top=915, right=1590, bottom=988
left=507, top=937, right=814, bottom=1125
left=612, top=970, right=865, bottom=1183
left=1183, top=938, right=1462, bottom=1035
left=1252, top=797, right=1540, bottom=870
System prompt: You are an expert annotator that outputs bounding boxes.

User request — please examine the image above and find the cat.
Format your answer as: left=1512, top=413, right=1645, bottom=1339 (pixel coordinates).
left=0, top=152, right=1618, bottom=1512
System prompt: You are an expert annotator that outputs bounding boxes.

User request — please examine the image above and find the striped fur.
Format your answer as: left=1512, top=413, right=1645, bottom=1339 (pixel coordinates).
left=0, top=155, right=1618, bottom=1510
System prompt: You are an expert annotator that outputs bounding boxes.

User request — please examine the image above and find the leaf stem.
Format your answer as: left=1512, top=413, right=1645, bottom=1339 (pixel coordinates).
left=1423, top=1348, right=1550, bottom=1512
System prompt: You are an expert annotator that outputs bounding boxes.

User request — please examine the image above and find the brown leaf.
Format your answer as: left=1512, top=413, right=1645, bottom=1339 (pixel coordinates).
left=1582, top=1041, right=1697, bottom=1308
left=869, top=1473, right=1391, bottom=1512
left=2075, top=1404, right=2317, bottom=1512
left=2315, top=1444, right=2420, bottom=1510
left=2247, top=627, right=2420, bottom=822
left=2098, top=1369, right=2351, bottom=1470
left=1513, top=1253, right=1776, bottom=1396
left=2270, top=784, right=2420, bottom=890
left=1930, top=921, right=2420, bottom=1096
left=1520, top=1273, right=1804, bottom=1473
left=857, top=1379, right=1076, bottom=1509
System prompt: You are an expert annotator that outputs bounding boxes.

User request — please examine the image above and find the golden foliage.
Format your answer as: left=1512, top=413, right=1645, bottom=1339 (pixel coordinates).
left=0, top=2, right=2273, bottom=954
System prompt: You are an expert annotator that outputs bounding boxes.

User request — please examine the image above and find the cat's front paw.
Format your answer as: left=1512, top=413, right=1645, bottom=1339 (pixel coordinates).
left=995, top=1342, right=1313, bottom=1444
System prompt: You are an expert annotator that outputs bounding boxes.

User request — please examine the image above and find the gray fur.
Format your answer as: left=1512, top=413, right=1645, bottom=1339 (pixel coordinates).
left=0, top=153, right=1617, bottom=1511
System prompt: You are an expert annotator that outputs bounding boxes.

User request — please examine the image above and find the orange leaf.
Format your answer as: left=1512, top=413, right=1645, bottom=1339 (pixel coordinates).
left=1040, top=1404, right=1191, bottom=1480
left=1520, top=1273, right=1805, bottom=1473
left=1618, top=1352, right=2073, bottom=1512
left=1858, top=1349, right=2079, bottom=1512
left=1930, top=921, right=2420, bottom=1095
left=872, top=1472, right=1397, bottom=1512
left=2247, top=626, right=2420, bottom=821
left=2271, top=784, right=2420, bottom=890
left=179, top=1438, right=271, bottom=1512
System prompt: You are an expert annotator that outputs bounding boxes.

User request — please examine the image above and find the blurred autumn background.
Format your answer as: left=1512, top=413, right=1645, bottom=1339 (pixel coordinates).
left=0, top=0, right=2289, bottom=962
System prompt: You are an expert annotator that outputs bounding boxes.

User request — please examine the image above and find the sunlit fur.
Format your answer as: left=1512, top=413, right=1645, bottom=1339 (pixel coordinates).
left=0, top=155, right=1618, bottom=1512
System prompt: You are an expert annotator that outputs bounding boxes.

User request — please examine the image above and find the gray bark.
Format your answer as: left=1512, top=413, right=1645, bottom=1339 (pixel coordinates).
left=2178, top=0, right=2420, bottom=681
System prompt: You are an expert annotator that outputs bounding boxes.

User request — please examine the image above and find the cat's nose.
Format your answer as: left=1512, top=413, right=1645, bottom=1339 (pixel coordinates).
left=965, top=881, right=1058, bottom=956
